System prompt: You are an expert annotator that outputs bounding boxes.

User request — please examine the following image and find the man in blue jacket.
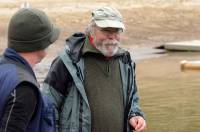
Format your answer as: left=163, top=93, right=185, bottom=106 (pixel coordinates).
left=0, top=8, right=60, bottom=132
left=43, top=6, right=146, bottom=132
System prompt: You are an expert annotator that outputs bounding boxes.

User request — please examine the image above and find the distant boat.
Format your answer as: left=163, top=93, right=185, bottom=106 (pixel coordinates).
left=164, top=40, right=200, bottom=51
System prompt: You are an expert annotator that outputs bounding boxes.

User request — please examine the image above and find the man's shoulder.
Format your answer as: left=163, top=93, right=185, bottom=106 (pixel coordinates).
left=117, top=48, right=132, bottom=62
left=50, top=57, right=66, bottom=71
left=118, top=47, right=131, bottom=56
left=0, top=61, right=19, bottom=82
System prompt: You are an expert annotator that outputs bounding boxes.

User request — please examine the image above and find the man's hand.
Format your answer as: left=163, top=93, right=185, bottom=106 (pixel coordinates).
left=129, top=116, right=146, bottom=132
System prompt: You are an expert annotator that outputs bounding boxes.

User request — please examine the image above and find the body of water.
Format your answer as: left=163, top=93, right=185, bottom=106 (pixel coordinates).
left=137, top=51, right=200, bottom=132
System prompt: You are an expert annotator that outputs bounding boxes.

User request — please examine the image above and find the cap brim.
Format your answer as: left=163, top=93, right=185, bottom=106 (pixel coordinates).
left=95, top=19, right=125, bottom=30
left=50, top=26, right=60, bottom=44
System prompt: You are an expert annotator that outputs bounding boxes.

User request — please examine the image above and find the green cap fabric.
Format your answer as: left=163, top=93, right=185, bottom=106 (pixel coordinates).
left=92, top=6, right=125, bottom=30
left=8, top=8, right=60, bottom=52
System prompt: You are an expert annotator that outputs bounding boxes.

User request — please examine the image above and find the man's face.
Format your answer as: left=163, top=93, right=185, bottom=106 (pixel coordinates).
left=92, top=26, right=122, bottom=57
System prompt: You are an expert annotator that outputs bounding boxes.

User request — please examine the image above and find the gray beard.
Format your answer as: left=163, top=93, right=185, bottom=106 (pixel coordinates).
left=94, top=39, right=120, bottom=57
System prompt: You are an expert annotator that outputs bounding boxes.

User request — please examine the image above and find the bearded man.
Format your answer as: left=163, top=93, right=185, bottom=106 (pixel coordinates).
left=42, top=6, right=146, bottom=132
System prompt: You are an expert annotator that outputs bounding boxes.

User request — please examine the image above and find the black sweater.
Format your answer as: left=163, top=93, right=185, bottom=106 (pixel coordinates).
left=0, top=82, right=37, bottom=132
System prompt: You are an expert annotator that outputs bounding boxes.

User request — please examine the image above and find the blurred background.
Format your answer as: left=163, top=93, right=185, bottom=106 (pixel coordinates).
left=0, top=0, right=200, bottom=131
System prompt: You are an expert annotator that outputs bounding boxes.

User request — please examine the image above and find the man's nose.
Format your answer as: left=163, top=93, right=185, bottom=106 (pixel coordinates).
left=107, top=33, right=117, bottom=39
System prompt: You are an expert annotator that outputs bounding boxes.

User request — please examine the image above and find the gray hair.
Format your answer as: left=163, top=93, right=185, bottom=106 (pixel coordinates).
left=85, top=20, right=96, bottom=36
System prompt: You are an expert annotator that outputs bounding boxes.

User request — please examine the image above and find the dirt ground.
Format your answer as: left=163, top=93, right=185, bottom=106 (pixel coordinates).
left=1, top=1, right=200, bottom=54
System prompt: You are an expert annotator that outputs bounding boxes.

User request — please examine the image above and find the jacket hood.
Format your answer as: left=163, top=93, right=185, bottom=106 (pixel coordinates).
left=65, top=32, right=86, bottom=63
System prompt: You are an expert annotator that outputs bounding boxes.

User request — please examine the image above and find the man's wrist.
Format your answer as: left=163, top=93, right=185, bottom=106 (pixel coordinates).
left=129, top=112, right=143, bottom=120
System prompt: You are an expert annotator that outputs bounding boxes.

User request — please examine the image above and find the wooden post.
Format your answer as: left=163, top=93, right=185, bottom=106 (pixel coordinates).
left=180, top=60, right=200, bottom=71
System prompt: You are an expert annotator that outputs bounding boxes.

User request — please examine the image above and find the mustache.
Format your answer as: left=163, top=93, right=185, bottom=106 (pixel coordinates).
left=102, top=39, right=120, bottom=46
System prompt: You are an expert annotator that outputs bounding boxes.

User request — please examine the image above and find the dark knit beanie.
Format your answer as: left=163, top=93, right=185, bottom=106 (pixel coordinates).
left=8, top=8, right=60, bottom=52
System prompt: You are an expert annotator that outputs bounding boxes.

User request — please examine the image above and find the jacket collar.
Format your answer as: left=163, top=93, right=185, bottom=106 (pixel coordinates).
left=3, top=48, right=36, bottom=78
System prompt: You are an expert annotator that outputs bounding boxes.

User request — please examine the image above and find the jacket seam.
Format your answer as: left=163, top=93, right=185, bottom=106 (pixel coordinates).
left=4, top=89, right=16, bottom=132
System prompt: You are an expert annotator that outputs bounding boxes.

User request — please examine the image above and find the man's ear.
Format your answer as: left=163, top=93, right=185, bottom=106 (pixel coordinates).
left=89, top=34, right=94, bottom=44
